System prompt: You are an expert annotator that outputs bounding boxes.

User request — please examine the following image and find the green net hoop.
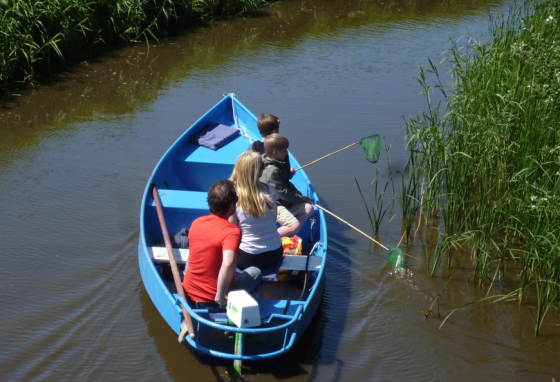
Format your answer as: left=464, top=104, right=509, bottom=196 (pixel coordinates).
left=359, top=134, right=381, bottom=163
left=387, top=247, right=406, bottom=270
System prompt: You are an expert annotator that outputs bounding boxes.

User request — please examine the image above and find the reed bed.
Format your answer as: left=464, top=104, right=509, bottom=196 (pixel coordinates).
left=0, top=0, right=265, bottom=92
left=403, top=0, right=560, bottom=334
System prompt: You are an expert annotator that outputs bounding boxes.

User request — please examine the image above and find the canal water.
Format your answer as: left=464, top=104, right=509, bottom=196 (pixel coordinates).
left=1, top=0, right=559, bottom=380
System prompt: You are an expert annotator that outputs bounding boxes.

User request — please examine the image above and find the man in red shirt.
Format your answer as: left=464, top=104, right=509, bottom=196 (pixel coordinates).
left=183, top=179, right=262, bottom=309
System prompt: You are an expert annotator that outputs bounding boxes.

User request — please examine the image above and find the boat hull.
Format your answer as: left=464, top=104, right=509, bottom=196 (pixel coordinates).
left=139, top=94, right=327, bottom=360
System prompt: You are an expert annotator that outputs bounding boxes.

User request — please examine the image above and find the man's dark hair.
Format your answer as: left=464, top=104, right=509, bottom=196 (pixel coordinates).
left=207, top=179, right=238, bottom=216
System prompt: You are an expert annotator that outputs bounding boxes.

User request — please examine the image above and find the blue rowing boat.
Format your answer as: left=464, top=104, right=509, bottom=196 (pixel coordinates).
left=138, top=93, right=327, bottom=361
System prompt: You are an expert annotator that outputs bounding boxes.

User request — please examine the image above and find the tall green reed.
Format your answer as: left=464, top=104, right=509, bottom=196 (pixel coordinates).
left=0, top=0, right=265, bottom=92
left=400, top=159, right=422, bottom=244
left=403, top=0, right=560, bottom=334
left=356, top=168, right=390, bottom=233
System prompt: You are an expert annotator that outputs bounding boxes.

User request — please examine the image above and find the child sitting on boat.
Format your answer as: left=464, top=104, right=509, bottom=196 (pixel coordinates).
left=249, top=114, right=295, bottom=179
left=229, top=152, right=284, bottom=271
left=260, top=134, right=314, bottom=237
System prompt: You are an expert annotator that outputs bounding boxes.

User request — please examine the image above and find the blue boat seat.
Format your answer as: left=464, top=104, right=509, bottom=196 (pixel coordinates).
left=152, top=189, right=208, bottom=211
left=181, top=134, right=251, bottom=165
left=170, top=293, right=305, bottom=321
left=172, top=134, right=253, bottom=192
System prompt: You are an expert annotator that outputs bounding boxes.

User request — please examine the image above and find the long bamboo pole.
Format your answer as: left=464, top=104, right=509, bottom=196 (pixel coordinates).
left=313, top=203, right=389, bottom=250
left=294, top=142, right=358, bottom=171
left=152, top=186, right=195, bottom=341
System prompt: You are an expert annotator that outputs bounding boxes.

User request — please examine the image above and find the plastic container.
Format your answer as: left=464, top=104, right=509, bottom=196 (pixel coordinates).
left=227, top=290, right=261, bottom=328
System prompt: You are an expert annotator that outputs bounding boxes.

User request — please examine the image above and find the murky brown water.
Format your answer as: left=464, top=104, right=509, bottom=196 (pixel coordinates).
left=1, top=0, right=559, bottom=380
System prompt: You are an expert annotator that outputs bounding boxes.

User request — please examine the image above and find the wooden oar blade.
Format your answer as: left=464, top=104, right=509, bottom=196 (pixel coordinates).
left=359, top=134, right=381, bottom=163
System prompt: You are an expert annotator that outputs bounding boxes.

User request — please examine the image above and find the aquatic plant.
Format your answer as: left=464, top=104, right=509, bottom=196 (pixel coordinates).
left=0, top=0, right=265, bottom=92
left=404, top=0, right=560, bottom=334
left=400, top=159, right=421, bottom=244
left=355, top=169, right=390, bottom=233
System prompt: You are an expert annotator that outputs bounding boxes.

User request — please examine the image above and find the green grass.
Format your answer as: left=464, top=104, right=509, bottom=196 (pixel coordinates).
left=403, top=0, right=560, bottom=334
left=0, top=0, right=265, bottom=92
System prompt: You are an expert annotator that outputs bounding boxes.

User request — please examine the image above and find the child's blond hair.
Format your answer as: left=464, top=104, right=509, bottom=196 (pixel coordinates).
left=264, top=133, right=289, bottom=157
left=257, top=114, right=280, bottom=137
left=231, top=151, right=272, bottom=218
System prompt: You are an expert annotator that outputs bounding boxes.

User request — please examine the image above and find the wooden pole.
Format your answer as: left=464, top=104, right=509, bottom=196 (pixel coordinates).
left=313, top=203, right=389, bottom=250
left=152, top=186, right=195, bottom=341
left=294, top=142, right=358, bottom=171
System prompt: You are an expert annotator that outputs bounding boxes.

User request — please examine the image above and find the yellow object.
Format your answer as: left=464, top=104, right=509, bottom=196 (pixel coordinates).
left=282, top=235, right=302, bottom=256
left=279, top=236, right=302, bottom=281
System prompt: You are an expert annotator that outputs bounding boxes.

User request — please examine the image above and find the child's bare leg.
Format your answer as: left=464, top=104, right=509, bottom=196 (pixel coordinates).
left=277, top=221, right=300, bottom=237
left=277, top=203, right=311, bottom=237
left=296, top=203, right=314, bottom=226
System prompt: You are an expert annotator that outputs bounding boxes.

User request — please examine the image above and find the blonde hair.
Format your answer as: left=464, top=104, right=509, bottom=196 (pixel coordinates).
left=231, top=151, right=273, bottom=218
left=264, top=133, right=289, bottom=157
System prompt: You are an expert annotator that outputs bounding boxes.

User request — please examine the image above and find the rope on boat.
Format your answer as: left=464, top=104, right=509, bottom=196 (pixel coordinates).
left=298, top=241, right=323, bottom=301
left=229, top=93, right=257, bottom=142
left=309, top=241, right=323, bottom=256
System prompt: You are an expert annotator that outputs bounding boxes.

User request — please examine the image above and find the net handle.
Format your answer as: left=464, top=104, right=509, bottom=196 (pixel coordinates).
left=294, top=142, right=359, bottom=171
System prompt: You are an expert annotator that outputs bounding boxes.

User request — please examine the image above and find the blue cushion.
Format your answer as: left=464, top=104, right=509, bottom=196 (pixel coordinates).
left=190, top=123, right=240, bottom=150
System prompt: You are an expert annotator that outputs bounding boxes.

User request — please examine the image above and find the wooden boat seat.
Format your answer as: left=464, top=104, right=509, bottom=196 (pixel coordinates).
left=149, top=246, right=322, bottom=271
left=280, top=255, right=322, bottom=271
left=151, top=189, right=209, bottom=211
left=150, top=246, right=189, bottom=265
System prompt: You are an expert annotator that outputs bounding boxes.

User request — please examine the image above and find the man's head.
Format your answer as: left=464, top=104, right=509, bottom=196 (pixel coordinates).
left=264, top=133, right=289, bottom=161
left=207, top=179, right=238, bottom=217
left=257, top=114, right=280, bottom=137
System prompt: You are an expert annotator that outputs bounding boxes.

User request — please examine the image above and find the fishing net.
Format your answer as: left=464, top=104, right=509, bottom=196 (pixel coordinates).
left=387, top=248, right=406, bottom=270
left=360, top=134, right=381, bottom=163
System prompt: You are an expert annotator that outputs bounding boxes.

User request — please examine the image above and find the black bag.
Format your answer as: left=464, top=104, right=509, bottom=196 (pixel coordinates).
left=170, top=228, right=189, bottom=249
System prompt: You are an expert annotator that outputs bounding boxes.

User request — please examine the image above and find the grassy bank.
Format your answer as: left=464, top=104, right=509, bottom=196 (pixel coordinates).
left=404, top=0, right=560, bottom=334
left=0, top=0, right=264, bottom=93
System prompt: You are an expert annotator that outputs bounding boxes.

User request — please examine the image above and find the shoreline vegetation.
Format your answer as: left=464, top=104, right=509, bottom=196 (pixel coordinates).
left=402, top=0, right=560, bottom=334
left=0, top=0, right=265, bottom=94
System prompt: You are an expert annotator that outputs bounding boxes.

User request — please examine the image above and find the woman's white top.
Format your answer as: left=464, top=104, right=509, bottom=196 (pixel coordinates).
left=236, top=183, right=282, bottom=254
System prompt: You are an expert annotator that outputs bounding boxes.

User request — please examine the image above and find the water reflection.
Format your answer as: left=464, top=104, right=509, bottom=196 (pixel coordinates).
left=0, top=0, right=501, bottom=156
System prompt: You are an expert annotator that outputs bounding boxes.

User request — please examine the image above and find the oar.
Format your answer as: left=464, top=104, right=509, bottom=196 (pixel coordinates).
left=152, top=186, right=195, bottom=341
left=295, top=134, right=381, bottom=171
left=312, top=203, right=414, bottom=268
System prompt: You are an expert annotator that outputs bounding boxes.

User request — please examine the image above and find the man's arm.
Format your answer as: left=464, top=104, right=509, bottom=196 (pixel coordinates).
left=215, top=249, right=237, bottom=307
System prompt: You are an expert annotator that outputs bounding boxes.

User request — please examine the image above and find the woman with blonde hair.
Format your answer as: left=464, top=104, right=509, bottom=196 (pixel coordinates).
left=230, top=151, right=283, bottom=270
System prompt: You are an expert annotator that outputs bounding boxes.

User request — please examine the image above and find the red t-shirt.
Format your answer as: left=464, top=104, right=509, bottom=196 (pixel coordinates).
left=183, top=215, right=241, bottom=302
